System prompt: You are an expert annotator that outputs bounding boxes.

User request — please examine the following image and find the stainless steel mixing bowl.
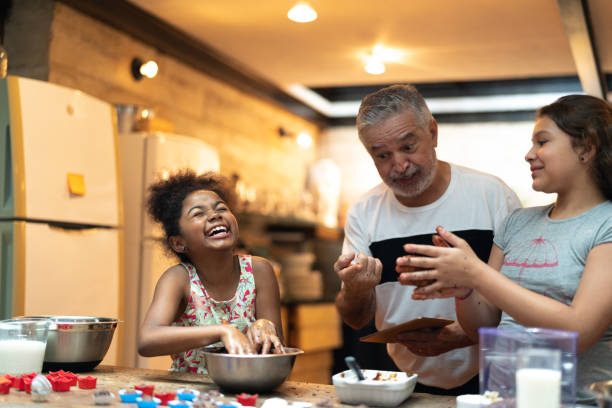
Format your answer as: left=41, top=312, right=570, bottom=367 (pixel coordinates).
left=203, top=347, right=303, bottom=393
left=590, top=380, right=612, bottom=408
left=21, top=316, right=119, bottom=372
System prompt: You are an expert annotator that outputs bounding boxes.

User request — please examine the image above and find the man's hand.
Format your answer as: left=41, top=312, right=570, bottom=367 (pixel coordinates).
left=335, top=252, right=382, bottom=294
left=395, top=321, right=475, bottom=357
left=334, top=252, right=382, bottom=329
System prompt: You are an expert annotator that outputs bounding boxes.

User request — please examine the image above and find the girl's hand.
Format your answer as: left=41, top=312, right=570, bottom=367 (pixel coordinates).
left=247, top=319, right=285, bottom=354
left=397, top=226, right=482, bottom=298
left=395, top=234, right=449, bottom=287
left=219, top=324, right=256, bottom=355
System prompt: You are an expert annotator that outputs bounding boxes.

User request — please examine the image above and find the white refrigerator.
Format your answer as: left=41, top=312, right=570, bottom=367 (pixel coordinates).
left=119, top=131, right=219, bottom=369
left=0, top=76, right=122, bottom=365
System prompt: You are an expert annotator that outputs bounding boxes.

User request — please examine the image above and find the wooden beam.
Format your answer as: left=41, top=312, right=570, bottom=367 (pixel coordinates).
left=55, top=0, right=328, bottom=126
left=556, top=0, right=607, bottom=99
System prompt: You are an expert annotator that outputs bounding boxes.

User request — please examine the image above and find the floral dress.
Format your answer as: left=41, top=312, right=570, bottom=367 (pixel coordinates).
left=170, top=254, right=257, bottom=374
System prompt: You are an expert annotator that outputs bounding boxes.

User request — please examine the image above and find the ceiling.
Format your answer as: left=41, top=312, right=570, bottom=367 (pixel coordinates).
left=122, top=0, right=611, bottom=120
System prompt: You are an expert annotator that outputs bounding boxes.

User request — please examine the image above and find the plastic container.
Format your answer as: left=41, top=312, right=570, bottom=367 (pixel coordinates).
left=118, top=388, right=144, bottom=403
left=0, top=318, right=53, bottom=375
left=332, top=369, right=417, bottom=407
left=93, top=390, right=115, bottom=405
left=168, top=400, right=191, bottom=408
left=176, top=388, right=200, bottom=401
left=479, top=327, right=577, bottom=406
left=136, top=397, right=161, bottom=408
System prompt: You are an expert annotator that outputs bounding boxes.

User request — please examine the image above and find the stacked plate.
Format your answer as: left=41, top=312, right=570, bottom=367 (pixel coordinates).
left=278, top=253, right=323, bottom=301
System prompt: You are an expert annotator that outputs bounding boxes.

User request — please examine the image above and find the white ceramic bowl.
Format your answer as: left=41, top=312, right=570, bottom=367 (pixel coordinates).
left=332, top=369, right=417, bottom=407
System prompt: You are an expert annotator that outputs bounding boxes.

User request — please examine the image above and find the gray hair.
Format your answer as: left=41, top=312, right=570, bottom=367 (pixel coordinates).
left=356, top=84, right=433, bottom=138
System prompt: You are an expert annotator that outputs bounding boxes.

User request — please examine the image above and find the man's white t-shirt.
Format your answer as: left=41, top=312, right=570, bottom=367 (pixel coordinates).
left=343, top=164, right=521, bottom=389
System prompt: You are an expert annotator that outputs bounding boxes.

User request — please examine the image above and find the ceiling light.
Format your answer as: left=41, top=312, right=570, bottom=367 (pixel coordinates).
left=296, top=132, right=313, bottom=148
left=365, top=57, right=385, bottom=75
left=287, top=3, right=317, bottom=23
left=131, top=58, right=159, bottom=80
left=278, top=127, right=313, bottom=149
left=361, top=44, right=404, bottom=75
left=371, top=44, right=404, bottom=62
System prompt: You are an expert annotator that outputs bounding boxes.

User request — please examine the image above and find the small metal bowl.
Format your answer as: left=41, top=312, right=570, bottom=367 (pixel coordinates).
left=203, top=347, right=303, bottom=393
left=21, top=316, right=119, bottom=372
left=589, top=380, right=612, bottom=408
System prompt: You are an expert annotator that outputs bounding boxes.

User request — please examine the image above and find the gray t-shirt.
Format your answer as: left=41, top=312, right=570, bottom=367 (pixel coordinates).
left=494, top=201, right=612, bottom=404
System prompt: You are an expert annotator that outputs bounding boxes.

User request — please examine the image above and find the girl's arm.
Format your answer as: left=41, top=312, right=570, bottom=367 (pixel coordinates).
left=400, top=240, right=503, bottom=343
left=138, top=265, right=253, bottom=356
left=483, top=242, right=612, bottom=352
left=405, top=229, right=612, bottom=353
left=454, top=245, right=503, bottom=342
left=249, top=256, right=285, bottom=353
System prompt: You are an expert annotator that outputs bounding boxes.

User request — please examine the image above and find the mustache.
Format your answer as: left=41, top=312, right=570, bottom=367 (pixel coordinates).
left=390, top=166, right=419, bottom=181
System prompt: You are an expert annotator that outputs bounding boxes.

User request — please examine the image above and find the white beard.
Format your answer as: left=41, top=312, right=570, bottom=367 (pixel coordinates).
left=389, top=153, right=438, bottom=199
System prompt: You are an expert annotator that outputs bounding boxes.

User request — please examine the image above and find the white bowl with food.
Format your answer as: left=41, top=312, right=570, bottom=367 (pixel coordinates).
left=332, top=369, right=417, bottom=407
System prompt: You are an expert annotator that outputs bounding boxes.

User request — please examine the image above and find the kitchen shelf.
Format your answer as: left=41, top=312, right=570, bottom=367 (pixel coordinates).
left=237, top=212, right=343, bottom=240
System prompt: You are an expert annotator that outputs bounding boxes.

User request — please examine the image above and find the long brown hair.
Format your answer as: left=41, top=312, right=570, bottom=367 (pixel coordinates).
left=537, top=94, right=612, bottom=200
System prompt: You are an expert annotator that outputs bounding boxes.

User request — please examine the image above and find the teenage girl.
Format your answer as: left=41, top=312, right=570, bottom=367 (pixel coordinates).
left=138, top=170, right=285, bottom=374
left=396, top=94, right=612, bottom=404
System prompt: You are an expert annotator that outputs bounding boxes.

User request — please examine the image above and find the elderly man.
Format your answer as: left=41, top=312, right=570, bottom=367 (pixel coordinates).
left=334, top=84, right=520, bottom=395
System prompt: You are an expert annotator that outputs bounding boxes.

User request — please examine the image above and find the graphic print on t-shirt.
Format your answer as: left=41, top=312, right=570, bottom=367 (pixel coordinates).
left=370, top=229, right=494, bottom=285
left=502, top=234, right=571, bottom=302
left=503, top=235, right=559, bottom=284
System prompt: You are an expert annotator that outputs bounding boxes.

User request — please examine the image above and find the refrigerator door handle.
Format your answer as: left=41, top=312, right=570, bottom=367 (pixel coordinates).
left=46, top=221, right=114, bottom=231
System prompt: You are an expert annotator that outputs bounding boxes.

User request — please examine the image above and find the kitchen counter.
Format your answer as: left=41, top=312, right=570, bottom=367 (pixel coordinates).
left=0, top=365, right=455, bottom=407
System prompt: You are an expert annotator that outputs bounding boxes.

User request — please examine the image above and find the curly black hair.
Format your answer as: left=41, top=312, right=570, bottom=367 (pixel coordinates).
left=146, top=169, right=237, bottom=262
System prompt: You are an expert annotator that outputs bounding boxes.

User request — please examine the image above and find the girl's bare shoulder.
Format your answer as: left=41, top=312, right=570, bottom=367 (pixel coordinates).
left=157, top=263, right=192, bottom=287
left=250, top=256, right=276, bottom=279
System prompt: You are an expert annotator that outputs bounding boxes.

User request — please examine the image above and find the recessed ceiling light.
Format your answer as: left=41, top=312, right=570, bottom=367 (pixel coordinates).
left=371, top=44, right=403, bottom=62
left=365, top=57, right=385, bottom=75
left=361, top=44, right=403, bottom=75
left=288, top=3, right=317, bottom=23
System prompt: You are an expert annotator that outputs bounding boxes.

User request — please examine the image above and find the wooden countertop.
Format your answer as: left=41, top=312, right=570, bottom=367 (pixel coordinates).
left=0, top=365, right=455, bottom=407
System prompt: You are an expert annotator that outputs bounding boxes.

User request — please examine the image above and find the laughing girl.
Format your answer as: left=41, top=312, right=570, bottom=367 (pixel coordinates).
left=138, top=170, right=284, bottom=374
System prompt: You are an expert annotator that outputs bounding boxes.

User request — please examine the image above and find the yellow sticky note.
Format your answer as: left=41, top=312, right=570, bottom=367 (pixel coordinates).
left=67, top=173, right=86, bottom=196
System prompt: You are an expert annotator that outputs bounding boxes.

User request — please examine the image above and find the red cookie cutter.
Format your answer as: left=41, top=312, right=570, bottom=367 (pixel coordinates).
left=134, top=383, right=155, bottom=396
left=155, top=391, right=177, bottom=406
left=236, top=393, right=258, bottom=406
left=78, top=375, right=97, bottom=389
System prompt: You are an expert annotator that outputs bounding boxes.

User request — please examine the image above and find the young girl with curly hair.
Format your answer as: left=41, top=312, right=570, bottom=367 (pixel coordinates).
left=138, top=170, right=284, bottom=374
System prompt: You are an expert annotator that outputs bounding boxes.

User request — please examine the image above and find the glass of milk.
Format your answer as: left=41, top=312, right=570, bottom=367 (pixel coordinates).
left=516, top=347, right=561, bottom=408
left=0, top=318, right=53, bottom=375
